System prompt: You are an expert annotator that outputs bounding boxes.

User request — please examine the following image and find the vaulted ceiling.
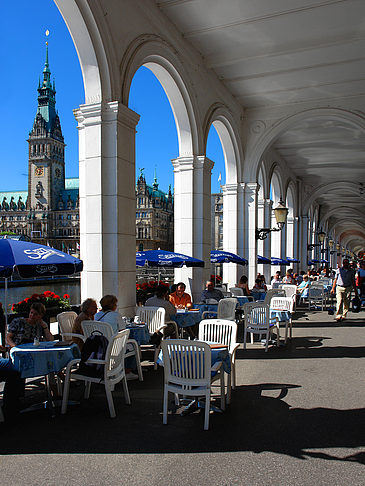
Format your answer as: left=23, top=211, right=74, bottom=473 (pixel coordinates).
left=157, top=0, right=365, bottom=253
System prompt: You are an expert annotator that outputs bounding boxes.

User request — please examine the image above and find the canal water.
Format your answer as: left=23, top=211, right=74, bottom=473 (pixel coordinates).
left=0, top=280, right=81, bottom=313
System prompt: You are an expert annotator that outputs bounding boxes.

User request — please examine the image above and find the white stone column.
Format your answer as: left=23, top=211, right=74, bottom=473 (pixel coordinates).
left=299, top=215, right=309, bottom=269
left=75, top=101, right=140, bottom=315
left=261, top=198, right=272, bottom=283
left=244, top=183, right=259, bottom=286
left=172, top=156, right=214, bottom=301
left=222, top=183, right=244, bottom=289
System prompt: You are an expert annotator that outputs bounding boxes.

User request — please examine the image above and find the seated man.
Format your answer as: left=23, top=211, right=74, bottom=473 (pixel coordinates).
left=200, top=281, right=224, bottom=303
left=169, top=282, right=192, bottom=309
left=145, top=284, right=177, bottom=338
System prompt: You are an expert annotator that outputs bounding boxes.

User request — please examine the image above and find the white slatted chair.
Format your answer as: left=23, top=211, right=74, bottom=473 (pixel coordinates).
left=61, top=329, right=131, bottom=418
left=81, top=321, right=143, bottom=381
left=202, top=297, right=238, bottom=321
left=199, top=319, right=239, bottom=404
left=136, top=306, right=177, bottom=370
left=161, top=339, right=225, bottom=430
left=229, top=287, right=244, bottom=297
left=269, top=296, right=294, bottom=344
left=243, top=302, right=280, bottom=352
left=264, top=288, right=286, bottom=307
left=57, top=311, right=85, bottom=344
left=308, top=286, right=326, bottom=311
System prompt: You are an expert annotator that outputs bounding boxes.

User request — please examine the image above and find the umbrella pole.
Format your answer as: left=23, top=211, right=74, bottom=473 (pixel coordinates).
left=4, top=277, right=8, bottom=345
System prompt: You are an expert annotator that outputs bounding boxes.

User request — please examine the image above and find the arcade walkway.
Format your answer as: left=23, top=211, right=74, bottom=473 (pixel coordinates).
left=1, top=307, right=364, bottom=485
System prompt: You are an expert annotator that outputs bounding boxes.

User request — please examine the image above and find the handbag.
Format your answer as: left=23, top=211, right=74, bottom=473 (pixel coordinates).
left=352, top=295, right=361, bottom=313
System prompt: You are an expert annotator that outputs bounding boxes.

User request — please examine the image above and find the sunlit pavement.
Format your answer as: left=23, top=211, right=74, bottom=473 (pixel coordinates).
left=1, top=305, right=364, bottom=486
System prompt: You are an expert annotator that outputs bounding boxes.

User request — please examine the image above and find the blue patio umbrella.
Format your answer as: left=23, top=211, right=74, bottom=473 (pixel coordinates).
left=210, top=250, right=247, bottom=265
left=308, top=259, right=320, bottom=265
left=0, top=239, right=83, bottom=328
left=136, top=250, right=204, bottom=268
left=286, top=257, right=300, bottom=263
left=257, top=255, right=271, bottom=264
left=271, top=257, right=290, bottom=266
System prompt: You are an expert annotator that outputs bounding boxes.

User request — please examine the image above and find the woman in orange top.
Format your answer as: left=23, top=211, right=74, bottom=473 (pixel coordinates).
left=169, top=282, right=192, bottom=309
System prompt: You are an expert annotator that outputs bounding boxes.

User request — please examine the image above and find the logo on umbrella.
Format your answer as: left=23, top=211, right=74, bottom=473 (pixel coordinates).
left=35, top=264, right=58, bottom=274
left=24, top=248, right=65, bottom=260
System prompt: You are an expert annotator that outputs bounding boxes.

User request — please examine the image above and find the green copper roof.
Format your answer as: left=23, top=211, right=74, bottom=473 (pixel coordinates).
left=65, top=178, right=79, bottom=190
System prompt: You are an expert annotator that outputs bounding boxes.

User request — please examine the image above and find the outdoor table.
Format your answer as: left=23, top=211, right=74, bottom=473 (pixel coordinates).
left=194, top=303, right=218, bottom=316
left=251, top=291, right=266, bottom=301
left=270, top=309, right=291, bottom=323
left=171, top=309, right=202, bottom=329
left=10, top=341, right=80, bottom=416
left=10, top=341, right=80, bottom=379
left=126, top=323, right=150, bottom=345
left=235, top=295, right=253, bottom=307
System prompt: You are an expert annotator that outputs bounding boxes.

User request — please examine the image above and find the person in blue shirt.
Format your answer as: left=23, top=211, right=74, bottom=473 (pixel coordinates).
left=200, top=281, right=224, bottom=303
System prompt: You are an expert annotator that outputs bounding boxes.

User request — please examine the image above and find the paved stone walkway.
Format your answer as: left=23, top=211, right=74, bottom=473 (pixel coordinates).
left=1, top=306, right=364, bottom=485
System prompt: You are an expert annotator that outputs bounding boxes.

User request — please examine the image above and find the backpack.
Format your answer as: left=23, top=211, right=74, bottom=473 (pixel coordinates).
left=78, top=331, right=109, bottom=378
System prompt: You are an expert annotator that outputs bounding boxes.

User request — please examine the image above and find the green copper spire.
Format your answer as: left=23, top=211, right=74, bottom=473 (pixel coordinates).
left=153, top=167, right=159, bottom=191
left=35, top=36, right=57, bottom=132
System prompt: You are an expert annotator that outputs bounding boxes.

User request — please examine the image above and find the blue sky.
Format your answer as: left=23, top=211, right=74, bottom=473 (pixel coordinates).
left=0, top=1, right=225, bottom=194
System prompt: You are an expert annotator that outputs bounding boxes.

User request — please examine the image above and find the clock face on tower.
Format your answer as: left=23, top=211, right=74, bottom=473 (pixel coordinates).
left=55, top=168, right=61, bottom=178
left=34, top=166, right=44, bottom=177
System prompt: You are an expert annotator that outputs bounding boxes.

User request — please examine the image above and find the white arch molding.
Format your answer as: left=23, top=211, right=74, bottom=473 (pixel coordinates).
left=244, top=107, right=365, bottom=182
left=204, top=105, right=243, bottom=288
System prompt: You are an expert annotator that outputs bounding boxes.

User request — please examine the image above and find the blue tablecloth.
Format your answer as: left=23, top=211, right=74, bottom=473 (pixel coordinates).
left=171, top=310, right=202, bottom=328
left=10, top=341, right=80, bottom=379
left=270, top=309, right=291, bottom=322
left=236, top=296, right=252, bottom=307
left=157, top=345, right=231, bottom=374
left=194, top=304, right=219, bottom=316
left=251, top=291, right=266, bottom=301
left=126, top=324, right=150, bottom=344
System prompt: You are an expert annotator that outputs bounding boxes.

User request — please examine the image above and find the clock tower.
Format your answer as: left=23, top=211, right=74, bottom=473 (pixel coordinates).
left=28, top=41, right=65, bottom=211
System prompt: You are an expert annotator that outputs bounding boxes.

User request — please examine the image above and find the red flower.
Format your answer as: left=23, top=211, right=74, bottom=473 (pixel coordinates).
left=63, top=294, right=70, bottom=299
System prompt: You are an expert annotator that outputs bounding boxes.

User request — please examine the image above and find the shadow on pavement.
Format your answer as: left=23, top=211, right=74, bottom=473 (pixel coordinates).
left=1, top=377, right=364, bottom=467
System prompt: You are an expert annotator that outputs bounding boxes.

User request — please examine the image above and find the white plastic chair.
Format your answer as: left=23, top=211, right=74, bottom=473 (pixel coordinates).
left=269, top=296, right=294, bottom=344
left=57, top=311, right=85, bottom=343
left=308, top=286, right=326, bottom=310
left=243, top=302, right=280, bottom=352
left=229, top=287, right=244, bottom=297
left=264, top=288, right=285, bottom=307
left=61, top=329, right=131, bottom=418
left=136, top=306, right=176, bottom=370
left=161, top=339, right=225, bottom=430
left=198, top=319, right=239, bottom=404
left=81, top=321, right=143, bottom=381
left=202, top=297, right=238, bottom=321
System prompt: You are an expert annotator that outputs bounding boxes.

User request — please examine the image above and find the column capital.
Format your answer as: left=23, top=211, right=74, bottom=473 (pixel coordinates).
left=244, top=182, right=260, bottom=196
left=74, top=101, right=140, bottom=129
left=222, top=182, right=242, bottom=196
left=172, top=155, right=214, bottom=173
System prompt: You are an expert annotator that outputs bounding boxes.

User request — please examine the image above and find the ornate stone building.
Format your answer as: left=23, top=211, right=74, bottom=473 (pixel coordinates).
left=0, top=44, right=79, bottom=252
left=0, top=45, right=173, bottom=255
left=136, top=169, right=174, bottom=251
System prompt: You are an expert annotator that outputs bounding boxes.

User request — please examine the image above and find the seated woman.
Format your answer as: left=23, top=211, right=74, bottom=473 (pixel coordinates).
left=169, top=282, right=192, bottom=309
left=71, top=298, right=98, bottom=350
left=283, top=270, right=295, bottom=284
left=297, top=275, right=310, bottom=296
left=252, top=278, right=267, bottom=292
left=237, top=275, right=251, bottom=296
left=94, top=295, right=124, bottom=333
left=7, top=303, right=53, bottom=347
left=5, top=302, right=54, bottom=420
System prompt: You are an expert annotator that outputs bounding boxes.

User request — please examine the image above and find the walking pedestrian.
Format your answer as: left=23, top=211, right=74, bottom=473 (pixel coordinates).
left=331, top=259, right=357, bottom=321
